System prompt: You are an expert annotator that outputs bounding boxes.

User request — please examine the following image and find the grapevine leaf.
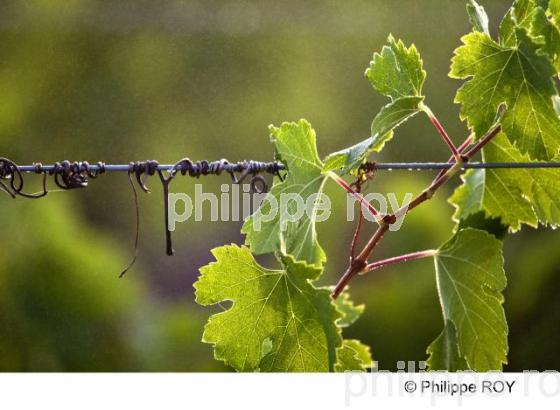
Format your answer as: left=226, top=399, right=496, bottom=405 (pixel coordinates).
left=449, top=164, right=537, bottom=233
left=333, top=291, right=365, bottom=328
left=426, top=321, right=469, bottom=371
left=323, top=96, right=423, bottom=172
left=499, top=0, right=560, bottom=71
left=242, top=119, right=327, bottom=266
left=532, top=2, right=560, bottom=71
left=194, top=245, right=342, bottom=372
left=335, top=339, right=373, bottom=372
left=324, top=37, right=426, bottom=174
left=430, top=228, right=508, bottom=371
left=451, top=29, right=560, bottom=159
left=553, top=0, right=560, bottom=18
left=449, top=167, right=533, bottom=231
left=450, top=132, right=560, bottom=230
left=365, top=35, right=426, bottom=99
left=467, top=0, right=490, bottom=35
left=486, top=134, right=560, bottom=226
left=499, top=0, right=539, bottom=46
left=553, top=0, right=560, bottom=15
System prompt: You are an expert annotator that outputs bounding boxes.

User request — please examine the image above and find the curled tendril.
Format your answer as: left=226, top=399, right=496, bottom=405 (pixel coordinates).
left=0, top=159, right=107, bottom=199
left=1, top=156, right=284, bottom=278
left=0, top=157, right=48, bottom=198
left=48, top=160, right=106, bottom=190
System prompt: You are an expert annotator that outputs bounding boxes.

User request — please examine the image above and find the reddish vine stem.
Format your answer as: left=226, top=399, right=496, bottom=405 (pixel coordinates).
left=328, top=172, right=381, bottom=223
left=362, top=249, right=438, bottom=274
left=349, top=185, right=365, bottom=261
left=331, top=123, right=502, bottom=299
left=432, top=134, right=474, bottom=183
left=422, top=104, right=461, bottom=161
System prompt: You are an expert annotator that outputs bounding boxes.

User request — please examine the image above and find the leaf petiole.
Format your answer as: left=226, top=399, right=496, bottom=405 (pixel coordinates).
left=421, top=103, right=461, bottom=161
left=326, top=171, right=382, bottom=224
left=361, top=249, right=438, bottom=274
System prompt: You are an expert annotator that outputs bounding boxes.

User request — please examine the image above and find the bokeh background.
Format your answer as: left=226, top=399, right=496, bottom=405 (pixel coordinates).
left=0, top=0, right=558, bottom=371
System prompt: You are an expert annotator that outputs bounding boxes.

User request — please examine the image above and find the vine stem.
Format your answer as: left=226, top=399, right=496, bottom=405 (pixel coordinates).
left=421, top=104, right=461, bottom=161
left=331, top=123, right=502, bottom=299
left=327, top=171, right=382, bottom=223
left=349, top=183, right=365, bottom=261
left=362, top=249, right=438, bottom=274
left=431, top=134, right=474, bottom=184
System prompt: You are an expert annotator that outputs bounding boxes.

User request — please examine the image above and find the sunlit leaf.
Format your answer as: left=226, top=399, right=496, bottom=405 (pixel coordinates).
left=333, top=290, right=365, bottom=328
left=324, top=37, right=425, bottom=173
left=335, top=339, right=373, bottom=372
left=195, top=245, right=341, bottom=372
left=242, top=120, right=327, bottom=266
left=429, top=228, right=508, bottom=371
left=451, top=29, right=560, bottom=159
left=450, top=133, right=560, bottom=230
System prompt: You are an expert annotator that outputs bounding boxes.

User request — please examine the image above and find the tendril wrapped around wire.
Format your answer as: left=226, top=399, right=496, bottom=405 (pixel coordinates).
left=49, top=160, right=106, bottom=190
left=1, top=156, right=285, bottom=278
left=119, top=157, right=284, bottom=277
left=0, top=158, right=107, bottom=198
left=0, top=157, right=106, bottom=198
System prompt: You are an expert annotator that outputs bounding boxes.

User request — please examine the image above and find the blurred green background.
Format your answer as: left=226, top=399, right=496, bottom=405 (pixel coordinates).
left=0, top=0, right=558, bottom=371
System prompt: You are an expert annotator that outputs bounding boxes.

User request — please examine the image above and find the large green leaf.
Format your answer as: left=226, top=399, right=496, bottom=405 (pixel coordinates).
left=451, top=29, right=560, bottom=159
left=324, top=36, right=425, bottom=174
left=335, top=339, right=373, bottom=372
left=242, top=119, right=327, bottom=266
left=195, top=245, right=341, bottom=372
left=449, top=133, right=560, bottom=230
left=429, top=228, right=508, bottom=371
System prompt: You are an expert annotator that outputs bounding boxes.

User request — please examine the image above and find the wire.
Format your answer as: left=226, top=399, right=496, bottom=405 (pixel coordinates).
left=373, top=162, right=560, bottom=170
left=13, top=161, right=560, bottom=173
left=16, top=161, right=286, bottom=173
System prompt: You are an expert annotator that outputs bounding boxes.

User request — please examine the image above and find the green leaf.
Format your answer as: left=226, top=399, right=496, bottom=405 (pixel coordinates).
left=335, top=339, right=373, bottom=372
left=430, top=228, right=508, bottom=371
left=426, top=321, right=469, bottom=371
left=451, top=29, right=560, bottom=159
left=450, top=132, right=560, bottom=230
left=552, top=0, right=560, bottom=17
left=242, top=120, right=327, bottom=266
left=499, top=0, right=539, bottom=46
left=532, top=2, right=560, bottom=71
left=487, top=135, right=560, bottom=226
left=449, top=163, right=538, bottom=233
left=195, top=245, right=342, bottom=372
left=333, top=291, right=365, bottom=328
left=324, top=37, right=426, bottom=174
left=449, top=166, right=536, bottom=232
left=366, top=35, right=426, bottom=99
left=499, top=0, right=560, bottom=71
left=467, top=0, right=490, bottom=35
left=323, top=96, right=423, bottom=173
